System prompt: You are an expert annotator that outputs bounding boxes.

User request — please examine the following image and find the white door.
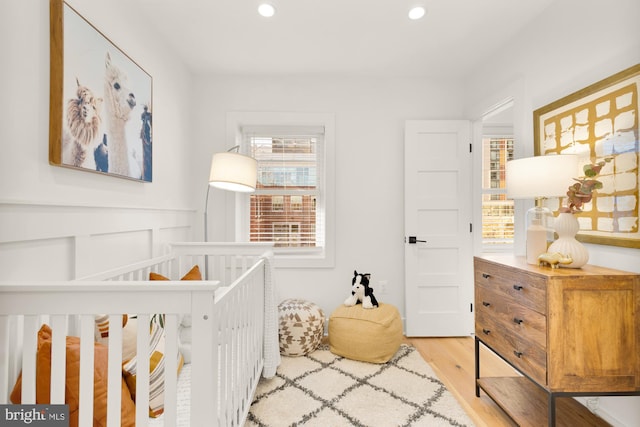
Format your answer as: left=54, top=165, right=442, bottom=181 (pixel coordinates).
left=404, top=120, right=474, bottom=337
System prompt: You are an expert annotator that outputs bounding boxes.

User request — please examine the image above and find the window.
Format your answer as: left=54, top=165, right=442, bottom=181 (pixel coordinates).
left=290, top=196, right=303, bottom=211
left=271, top=195, right=284, bottom=212
left=246, top=132, right=322, bottom=249
left=227, top=112, right=335, bottom=268
left=481, top=136, right=515, bottom=250
left=273, top=223, right=301, bottom=246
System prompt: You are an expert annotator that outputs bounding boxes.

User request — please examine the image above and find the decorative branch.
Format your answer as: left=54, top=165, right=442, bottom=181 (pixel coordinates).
left=561, top=157, right=612, bottom=213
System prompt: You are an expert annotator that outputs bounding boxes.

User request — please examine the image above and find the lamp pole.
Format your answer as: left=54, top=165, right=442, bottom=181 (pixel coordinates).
left=203, top=148, right=258, bottom=279
left=204, top=183, right=212, bottom=279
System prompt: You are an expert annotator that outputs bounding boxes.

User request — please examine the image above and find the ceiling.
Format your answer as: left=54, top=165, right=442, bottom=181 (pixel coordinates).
left=129, top=0, right=556, bottom=78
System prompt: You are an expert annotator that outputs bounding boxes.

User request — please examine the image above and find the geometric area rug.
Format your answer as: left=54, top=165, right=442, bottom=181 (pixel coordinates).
left=246, top=344, right=475, bottom=427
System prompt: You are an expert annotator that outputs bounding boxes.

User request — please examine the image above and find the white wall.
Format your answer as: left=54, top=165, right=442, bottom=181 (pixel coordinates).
left=465, top=0, right=640, bottom=425
left=191, top=75, right=466, bottom=317
left=0, top=1, right=198, bottom=279
left=1, top=0, right=639, bottom=423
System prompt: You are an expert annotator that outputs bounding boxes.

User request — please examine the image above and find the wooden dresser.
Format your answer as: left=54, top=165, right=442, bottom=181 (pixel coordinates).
left=474, top=255, right=640, bottom=427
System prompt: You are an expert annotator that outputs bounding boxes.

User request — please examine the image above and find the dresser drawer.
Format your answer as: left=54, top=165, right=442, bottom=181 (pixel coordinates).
left=475, top=259, right=547, bottom=314
left=476, top=310, right=547, bottom=385
left=476, top=285, right=546, bottom=349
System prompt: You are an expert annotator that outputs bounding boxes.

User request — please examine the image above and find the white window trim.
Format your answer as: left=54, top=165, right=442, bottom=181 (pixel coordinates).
left=226, top=112, right=336, bottom=268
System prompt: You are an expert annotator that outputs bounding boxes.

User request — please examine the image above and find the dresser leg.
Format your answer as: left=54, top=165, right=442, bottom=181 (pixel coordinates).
left=548, top=393, right=556, bottom=427
left=474, top=337, right=480, bottom=397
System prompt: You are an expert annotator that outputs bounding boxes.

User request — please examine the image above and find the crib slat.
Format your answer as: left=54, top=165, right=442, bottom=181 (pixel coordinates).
left=8, top=317, right=22, bottom=399
left=0, top=316, right=10, bottom=403
left=241, top=256, right=249, bottom=276
left=191, top=291, right=216, bottom=425
left=163, top=314, right=179, bottom=427
left=135, top=314, right=150, bottom=427
left=218, top=255, right=225, bottom=284
left=20, top=315, right=38, bottom=404
left=79, top=315, right=95, bottom=427
left=230, top=256, right=238, bottom=283
left=107, top=315, right=123, bottom=427
left=50, top=315, right=67, bottom=404
left=170, top=257, right=179, bottom=280
left=219, top=296, right=232, bottom=426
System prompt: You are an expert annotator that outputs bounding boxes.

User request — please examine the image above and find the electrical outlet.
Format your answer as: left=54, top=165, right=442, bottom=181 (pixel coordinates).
left=378, top=280, right=388, bottom=294
left=586, top=397, right=599, bottom=414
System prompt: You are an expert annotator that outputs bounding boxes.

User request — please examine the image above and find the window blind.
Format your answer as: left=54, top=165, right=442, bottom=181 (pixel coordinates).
left=244, top=126, right=325, bottom=249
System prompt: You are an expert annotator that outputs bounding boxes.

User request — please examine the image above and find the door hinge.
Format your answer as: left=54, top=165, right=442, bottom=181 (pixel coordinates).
left=470, top=303, right=473, bottom=312
left=469, top=143, right=472, bottom=153
left=469, top=223, right=473, bottom=233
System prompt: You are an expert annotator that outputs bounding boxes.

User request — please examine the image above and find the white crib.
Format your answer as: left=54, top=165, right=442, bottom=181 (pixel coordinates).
left=0, top=242, right=279, bottom=427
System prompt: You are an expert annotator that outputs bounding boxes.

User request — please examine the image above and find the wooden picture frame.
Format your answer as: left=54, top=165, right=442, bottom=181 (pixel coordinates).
left=49, top=0, right=153, bottom=182
left=533, top=64, right=640, bottom=249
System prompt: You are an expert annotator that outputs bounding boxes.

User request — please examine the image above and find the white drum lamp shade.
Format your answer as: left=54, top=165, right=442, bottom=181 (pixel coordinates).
left=506, top=155, right=578, bottom=264
left=209, top=152, right=257, bottom=192
left=506, top=155, right=578, bottom=200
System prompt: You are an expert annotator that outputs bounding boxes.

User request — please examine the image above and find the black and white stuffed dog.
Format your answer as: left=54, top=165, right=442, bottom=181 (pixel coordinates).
left=344, top=270, right=379, bottom=309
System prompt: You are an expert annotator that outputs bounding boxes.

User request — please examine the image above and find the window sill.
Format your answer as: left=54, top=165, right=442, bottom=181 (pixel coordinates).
left=271, top=248, right=334, bottom=269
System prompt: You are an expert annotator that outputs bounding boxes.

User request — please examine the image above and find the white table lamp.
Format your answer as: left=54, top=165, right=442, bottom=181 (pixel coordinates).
left=506, top=155, right=578, bottom=264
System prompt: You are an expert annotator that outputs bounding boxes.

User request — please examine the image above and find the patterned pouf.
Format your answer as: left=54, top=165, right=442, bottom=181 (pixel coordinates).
left=278, top=299, right=325, bottom=356
left=329, top=303, right=402, bottom=363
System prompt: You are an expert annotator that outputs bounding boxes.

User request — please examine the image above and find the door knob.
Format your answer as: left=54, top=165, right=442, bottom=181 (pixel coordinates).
left=407, top=236, right=427, bottom=244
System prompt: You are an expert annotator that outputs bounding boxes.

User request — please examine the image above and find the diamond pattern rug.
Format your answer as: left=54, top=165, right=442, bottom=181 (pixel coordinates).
left=246, top=344, right=475, bottom=427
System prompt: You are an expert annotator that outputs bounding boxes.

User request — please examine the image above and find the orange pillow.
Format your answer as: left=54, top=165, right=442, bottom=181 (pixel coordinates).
left=149, top=264, right=202, bottom=281
left=10, top=324, right=136, bottom=427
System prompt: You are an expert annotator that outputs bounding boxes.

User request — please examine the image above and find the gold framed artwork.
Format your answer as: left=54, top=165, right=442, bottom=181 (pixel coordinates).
left=534, top=64, right=640, bottom=249
left=49, top=0, right=153, bottom=182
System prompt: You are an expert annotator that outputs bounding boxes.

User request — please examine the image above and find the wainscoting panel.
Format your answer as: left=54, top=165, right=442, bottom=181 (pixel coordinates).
left=0, top=237, right=73, bottom=281
left=76, top=230, right=153, bottom=278
left=0, top=201, right=196, bottom=280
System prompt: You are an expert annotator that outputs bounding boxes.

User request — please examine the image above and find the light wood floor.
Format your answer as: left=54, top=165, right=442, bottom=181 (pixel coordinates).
left=406, top=336, right=518, bottom=427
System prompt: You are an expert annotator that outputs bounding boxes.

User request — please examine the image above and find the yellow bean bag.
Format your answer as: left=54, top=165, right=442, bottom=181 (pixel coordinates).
left=328, top=303, right=402, bottom=363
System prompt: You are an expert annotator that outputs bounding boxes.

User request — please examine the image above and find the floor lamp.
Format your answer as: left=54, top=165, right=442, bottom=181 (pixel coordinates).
left=204, top=147, right=257, bottom=278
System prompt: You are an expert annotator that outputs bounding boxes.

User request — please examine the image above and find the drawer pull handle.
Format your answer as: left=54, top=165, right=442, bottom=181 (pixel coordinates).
left=482, top=329, right=491, bottom=335
left=513, top=284, right=523, bottom=291
left=482, top=301, right=491, bottom=307
left=482, top=273, right=491, bottom=279
left=513, top=318, right=523, bottom=325
left=514, top=351, right=523, bottom=358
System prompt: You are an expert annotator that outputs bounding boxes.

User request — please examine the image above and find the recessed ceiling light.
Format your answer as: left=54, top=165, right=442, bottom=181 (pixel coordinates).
left=258, top=3, right=276, bottom=17
left=408, top=6, right=426, bottom=20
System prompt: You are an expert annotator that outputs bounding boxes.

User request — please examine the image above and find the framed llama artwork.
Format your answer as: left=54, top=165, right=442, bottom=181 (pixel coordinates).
left=49, top=0, right=153, bottom=182
left=533, top=63, right=640, bottom=249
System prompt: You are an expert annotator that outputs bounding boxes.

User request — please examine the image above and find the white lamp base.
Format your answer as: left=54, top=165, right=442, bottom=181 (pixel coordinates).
left=526, top=225, right=548, bottom=265
left=525, top=205, right=554, bottom=265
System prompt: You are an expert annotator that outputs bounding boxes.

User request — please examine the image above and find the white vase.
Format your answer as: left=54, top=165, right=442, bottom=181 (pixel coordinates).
left=547, top=212, right=589, bottom=268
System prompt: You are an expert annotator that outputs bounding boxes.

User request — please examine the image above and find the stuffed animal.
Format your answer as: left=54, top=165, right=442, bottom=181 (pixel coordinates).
left=344, top=270, right=379, bottom=309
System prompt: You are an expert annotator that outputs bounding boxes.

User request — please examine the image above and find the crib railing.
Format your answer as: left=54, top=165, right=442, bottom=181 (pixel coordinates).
left=192, top=258, right=266, bottom=426
left=0, top=242, right=274, bottom=427
left=169, top=242, right=273, bottom=283
left=0, top=280, right=218, bottom=427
